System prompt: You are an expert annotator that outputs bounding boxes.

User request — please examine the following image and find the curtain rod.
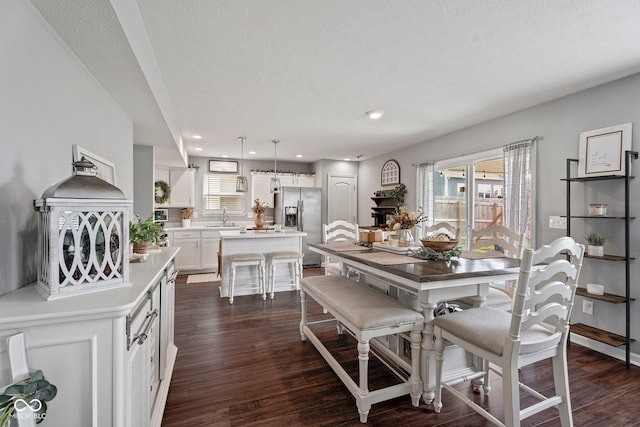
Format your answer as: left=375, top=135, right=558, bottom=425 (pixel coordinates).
left=412, top=136, right=542, bottom=166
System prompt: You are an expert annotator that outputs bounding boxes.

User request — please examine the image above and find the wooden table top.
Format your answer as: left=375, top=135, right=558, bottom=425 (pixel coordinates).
left=310, top=242, right=521, bottom=284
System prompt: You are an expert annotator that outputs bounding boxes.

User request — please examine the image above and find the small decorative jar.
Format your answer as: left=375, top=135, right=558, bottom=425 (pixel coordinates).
left=33, top=158, right=132, bottom=300
left=588, top=204, right=607, bottom=216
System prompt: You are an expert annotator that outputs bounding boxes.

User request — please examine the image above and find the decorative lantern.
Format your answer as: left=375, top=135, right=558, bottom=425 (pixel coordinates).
left=33, top=158, right=132, bottom=300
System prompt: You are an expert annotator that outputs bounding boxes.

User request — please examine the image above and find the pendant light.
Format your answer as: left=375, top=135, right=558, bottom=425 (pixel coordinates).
left=235, top=136, right=248, bottom=192
left=270, top=139, right=281, bottom=193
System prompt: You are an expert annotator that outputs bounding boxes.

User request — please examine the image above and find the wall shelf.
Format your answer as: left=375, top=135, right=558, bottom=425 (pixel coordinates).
left=575, top=287, right=634, bottom=304
left=565, top=151, right=638, bottom=368
left=571, top=323, right=635, bottom=347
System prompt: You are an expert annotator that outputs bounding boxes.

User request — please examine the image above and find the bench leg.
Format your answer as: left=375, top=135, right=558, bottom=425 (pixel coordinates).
left=357, top=340, right=371, bottom=423
left=299, top=289, right=307, bottom=341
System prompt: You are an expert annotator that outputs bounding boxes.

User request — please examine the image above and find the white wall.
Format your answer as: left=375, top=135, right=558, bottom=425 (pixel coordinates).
left=0, top=0, right=133, bottom=296
left=359, top=72, right=640, bottom=361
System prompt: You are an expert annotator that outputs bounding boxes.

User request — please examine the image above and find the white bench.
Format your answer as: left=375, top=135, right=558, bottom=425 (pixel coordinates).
left=299, top=275, right=424, bottom=423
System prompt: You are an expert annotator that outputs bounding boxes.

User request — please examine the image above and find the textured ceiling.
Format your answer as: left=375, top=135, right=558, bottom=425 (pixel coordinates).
left=30, top=0, right=640, bottom=166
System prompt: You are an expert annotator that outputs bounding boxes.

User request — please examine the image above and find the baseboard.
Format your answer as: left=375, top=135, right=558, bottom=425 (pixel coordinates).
left=570, top=332, right=640, bottom=367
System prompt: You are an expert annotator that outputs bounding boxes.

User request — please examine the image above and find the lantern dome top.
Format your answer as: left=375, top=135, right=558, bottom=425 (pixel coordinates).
left=40, top=159, right=125, bottom=200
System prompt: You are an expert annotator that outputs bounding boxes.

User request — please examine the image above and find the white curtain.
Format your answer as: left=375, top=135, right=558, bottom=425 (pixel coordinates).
left=416, top=162, right=435, bottom=230
left=503, top=139, right=537, bottom=247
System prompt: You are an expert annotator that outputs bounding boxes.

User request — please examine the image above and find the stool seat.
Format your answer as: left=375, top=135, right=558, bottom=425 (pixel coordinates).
left=229, top=253, right=266, bottom=304
left=230, top=253, right=265, bottom=262
left=270, top=251, right=303, bottom=260
left=268, top=251, right=303, bottom=299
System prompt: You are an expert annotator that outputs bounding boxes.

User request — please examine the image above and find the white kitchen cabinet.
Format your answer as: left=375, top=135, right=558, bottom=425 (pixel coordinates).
left=201, top=230, right=220, bottom=271
left=172, top=230, right=201, bottom=270
left=169, top=169, right=195, bottom=207
left=251, top=172, right=315, bottom=207
left=0, top=249, right=179, bottom=427
left=155, top=168, right=195, bottom=207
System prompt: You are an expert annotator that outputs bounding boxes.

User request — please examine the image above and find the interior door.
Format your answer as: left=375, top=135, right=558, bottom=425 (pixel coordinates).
left=327, top=174, right=357, bottom=223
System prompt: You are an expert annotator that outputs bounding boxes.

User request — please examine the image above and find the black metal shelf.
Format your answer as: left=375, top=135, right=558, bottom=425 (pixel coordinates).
left=565, top=150, right=638, bottom=368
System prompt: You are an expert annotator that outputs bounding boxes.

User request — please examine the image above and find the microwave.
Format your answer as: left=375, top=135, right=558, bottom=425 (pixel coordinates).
left=154, top=208, right=169, bottom=222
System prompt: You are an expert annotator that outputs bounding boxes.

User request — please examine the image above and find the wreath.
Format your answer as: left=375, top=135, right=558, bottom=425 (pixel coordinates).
left=155, top=180, right=171, bottom=204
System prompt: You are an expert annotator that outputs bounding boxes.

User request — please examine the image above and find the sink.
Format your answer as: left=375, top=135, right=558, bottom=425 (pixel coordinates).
left=205, top=223, right=237, bottom=228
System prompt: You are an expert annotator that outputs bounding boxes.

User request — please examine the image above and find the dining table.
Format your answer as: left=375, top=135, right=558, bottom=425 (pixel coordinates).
left=307, top=241, right=521, bottom=404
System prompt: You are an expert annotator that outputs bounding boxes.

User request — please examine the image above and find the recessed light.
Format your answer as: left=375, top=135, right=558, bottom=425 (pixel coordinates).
left=344, top=158, right=351, bottom=161
left=249, top=151, right=256, bottom=155
left=366, top=110, right=384, bottom=120
left=192, top=134, right=202, bottom=139
left=194, top=147, right=203, bottom=151
left=296, top=154, right=303, bottom=158
left=221, top=155, right=229, bottom=158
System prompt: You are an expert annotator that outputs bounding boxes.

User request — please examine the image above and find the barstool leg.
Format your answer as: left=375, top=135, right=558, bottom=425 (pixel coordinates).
left=230, top=265, right=236, bottom=304
left=261, top=263, right=267, bottom=300
left=270, top=262, right=276, bottom=299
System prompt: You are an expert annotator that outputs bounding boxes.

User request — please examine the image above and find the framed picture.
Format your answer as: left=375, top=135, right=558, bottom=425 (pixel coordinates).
left=209, top=160, right=238, bottom=173
left=72, top=145, right=117, bottom=185
left=578, top=123, right=632, bottom=177
left=381, top=159, right=400, bottom=186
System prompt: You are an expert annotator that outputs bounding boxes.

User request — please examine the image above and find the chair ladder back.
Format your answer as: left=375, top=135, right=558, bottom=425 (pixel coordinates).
left=323, top=220, right=358, bottom=243
left=471, top=224, right=525, bottom=258
left=510, top=237, right=585, bottom=345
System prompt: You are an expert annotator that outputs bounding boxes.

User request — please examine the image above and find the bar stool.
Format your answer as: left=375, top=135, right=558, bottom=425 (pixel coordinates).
left=268, top=251, right=303, bottom=299
left=229, top=253, right=266, bottom=304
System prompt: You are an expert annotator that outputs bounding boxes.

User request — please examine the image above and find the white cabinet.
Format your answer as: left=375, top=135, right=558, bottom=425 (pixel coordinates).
left=169, top=169, right=195, bottom=207
left=155, top=168, right=195, bottom=207
left=201, top=230, right=220, bottom=270
left=169, top=229, right=227, bottom=272
left=172, top=230, right=201, bottom=270
left=0, top=249, right=178, bottom=427
left=251, top=172, right=316, bottom=207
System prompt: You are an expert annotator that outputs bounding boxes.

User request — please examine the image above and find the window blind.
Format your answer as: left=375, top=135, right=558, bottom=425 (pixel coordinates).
left=203, top=173, right=244, bottom=212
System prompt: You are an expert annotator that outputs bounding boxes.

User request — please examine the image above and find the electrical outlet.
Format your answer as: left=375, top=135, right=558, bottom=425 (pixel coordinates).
left=582, top=299, right=594, bottom=315
left=549, top=216, right=567, bottom=229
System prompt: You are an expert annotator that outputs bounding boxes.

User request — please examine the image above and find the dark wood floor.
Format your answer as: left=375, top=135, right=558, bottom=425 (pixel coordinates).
left=162, top=269, right=640, bottom=426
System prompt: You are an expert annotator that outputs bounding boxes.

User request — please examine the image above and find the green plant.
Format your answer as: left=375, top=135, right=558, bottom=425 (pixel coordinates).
left=129, top=214, right=163, bottom=243
left=0, top=370, right=57, bottom=426
left=392, top=183, right=407, bottom=206
left=585, top=232, right=607, bottom=246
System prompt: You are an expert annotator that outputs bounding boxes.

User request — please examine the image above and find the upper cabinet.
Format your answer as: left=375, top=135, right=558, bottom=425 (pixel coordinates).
left=251, top=172, right=316, bottom=207
left=156, top=167, right=195, bottom=208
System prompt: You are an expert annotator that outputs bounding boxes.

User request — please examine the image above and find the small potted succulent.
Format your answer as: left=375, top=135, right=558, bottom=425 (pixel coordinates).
left=585, top=232, right=607, bottom=256
left=129, top=214, right=163, bottom=254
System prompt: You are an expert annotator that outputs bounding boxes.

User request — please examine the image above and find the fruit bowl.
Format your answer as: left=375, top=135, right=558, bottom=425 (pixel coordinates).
left=420, top=239, right=459, bottom=252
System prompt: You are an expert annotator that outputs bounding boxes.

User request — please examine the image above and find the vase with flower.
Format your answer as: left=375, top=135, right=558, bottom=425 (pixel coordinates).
left=388, top=206, right=427, bottom=246
left=252, top=199, right=270, bottom=228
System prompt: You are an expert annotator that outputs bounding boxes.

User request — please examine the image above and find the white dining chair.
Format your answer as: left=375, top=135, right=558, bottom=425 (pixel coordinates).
left=432, top=236, right=585, bottom=427
left=322, top=220, right=359, bottom=276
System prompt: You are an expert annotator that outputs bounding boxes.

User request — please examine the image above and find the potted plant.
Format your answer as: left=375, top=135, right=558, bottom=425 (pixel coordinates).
left=129, top=214, right=163, bottom=254
left=585, top=232, right=606, bottom=256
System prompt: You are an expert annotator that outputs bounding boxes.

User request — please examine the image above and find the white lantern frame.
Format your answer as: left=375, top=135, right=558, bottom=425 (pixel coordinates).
left=34, top=197, right=132, bottom=300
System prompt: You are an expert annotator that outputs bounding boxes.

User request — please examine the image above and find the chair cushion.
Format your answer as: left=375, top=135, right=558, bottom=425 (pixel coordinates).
left=302, top=276, right=423, bottom=331
left=432, top=307, right=554, bottom=356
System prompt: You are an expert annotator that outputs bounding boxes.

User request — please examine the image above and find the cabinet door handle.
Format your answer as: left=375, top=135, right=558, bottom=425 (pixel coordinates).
left=135, top=309, right=159, bottom=346
left=168, top=270, right=179, bottom=284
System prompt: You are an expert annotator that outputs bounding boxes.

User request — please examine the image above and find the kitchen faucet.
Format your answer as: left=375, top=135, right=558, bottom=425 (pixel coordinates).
left=222, top=206, right=228, bottom=225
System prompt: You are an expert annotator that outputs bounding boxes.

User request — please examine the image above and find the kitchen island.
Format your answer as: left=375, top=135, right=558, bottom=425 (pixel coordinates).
left=218, top=230, right=307, bottom=299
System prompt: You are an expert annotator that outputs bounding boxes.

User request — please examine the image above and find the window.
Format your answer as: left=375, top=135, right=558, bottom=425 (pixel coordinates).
left=203, top=173, right=245, bottom=213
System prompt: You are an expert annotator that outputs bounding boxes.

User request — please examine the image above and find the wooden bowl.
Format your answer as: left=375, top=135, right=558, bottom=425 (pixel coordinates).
left=420, top=239, right=459, bottom=252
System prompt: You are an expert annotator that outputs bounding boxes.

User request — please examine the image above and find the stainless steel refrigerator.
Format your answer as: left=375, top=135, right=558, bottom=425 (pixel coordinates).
left=274, top=187, right=322, bottom=266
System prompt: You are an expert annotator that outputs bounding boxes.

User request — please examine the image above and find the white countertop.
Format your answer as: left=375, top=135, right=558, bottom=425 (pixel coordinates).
left=0, top=248, right=180, bottom=325
left=219, top=230, right=307, bottom=239
left=164, top=224, right=242, bottom=232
